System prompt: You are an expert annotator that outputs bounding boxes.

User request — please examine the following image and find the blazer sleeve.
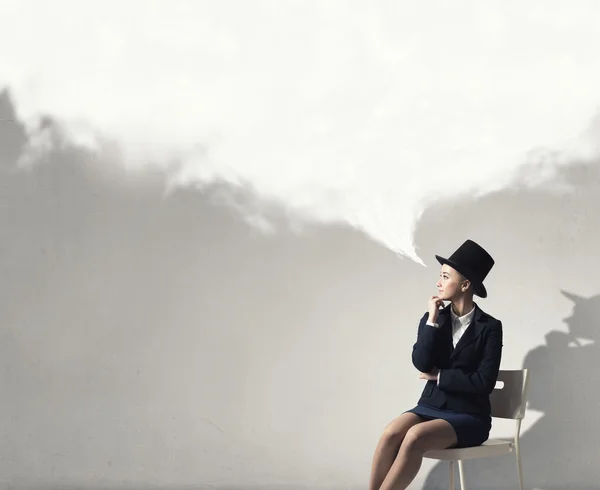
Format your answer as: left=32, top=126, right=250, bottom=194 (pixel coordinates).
left=411, top=312, right=446, bottom=373
left=437, top=321, right=503, bottom=395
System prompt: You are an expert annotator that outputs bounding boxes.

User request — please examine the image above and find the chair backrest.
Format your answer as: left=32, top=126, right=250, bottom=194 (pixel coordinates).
left=490, top=369, right=529, bottom=420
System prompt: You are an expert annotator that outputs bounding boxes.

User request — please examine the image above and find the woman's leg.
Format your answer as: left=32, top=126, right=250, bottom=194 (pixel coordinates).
left=369, top=413, right=424, bottom=490
left=379, top=419, right=457, bottom=490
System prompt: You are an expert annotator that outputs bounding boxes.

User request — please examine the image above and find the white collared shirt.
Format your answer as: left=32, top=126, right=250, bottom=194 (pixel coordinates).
left=426, top=303, right=476, bottom=346
left=449, top=304, right=476, bottom=347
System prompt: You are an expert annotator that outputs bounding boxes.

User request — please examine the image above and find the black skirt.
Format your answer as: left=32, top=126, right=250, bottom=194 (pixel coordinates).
left=404, top=403, right=492, bottom=448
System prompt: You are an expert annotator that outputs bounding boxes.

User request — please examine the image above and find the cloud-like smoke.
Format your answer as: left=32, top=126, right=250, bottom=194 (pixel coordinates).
left=2, top=0, right=600, bottom=263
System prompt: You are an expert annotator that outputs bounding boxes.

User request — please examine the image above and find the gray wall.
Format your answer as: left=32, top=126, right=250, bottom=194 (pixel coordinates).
left=2, top=87, right=600, bottom=490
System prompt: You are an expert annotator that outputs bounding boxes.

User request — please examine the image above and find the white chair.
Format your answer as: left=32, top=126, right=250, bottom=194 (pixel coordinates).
left=423, top=369, right=530, bottom=490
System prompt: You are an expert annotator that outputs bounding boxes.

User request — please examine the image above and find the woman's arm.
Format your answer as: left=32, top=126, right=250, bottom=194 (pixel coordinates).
left=411, top=312, right=446, bottom=373
left=437, top=321, right=503, bottom=395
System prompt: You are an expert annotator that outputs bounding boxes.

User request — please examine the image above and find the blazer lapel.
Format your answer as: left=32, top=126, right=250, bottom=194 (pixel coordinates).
left=437, top=304, right=451, bottom=331
left=450, top=303, right=486, bottom=359
left=435, top=305, right=454, bottom=354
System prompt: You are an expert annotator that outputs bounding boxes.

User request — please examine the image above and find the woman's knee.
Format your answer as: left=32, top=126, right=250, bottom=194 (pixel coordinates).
left=401, top=426, right=427, bottom=453
left=381, top=413, right=422, bottom=445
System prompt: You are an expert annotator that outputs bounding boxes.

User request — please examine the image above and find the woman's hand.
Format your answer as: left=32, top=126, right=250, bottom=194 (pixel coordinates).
left=419, top=368, right=439, bottom=381
left=428, top=295, right=445, bottom=323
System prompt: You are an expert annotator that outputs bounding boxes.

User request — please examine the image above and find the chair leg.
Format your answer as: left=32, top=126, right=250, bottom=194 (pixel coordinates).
left=515, top=440, right=524, bottom=490
left=458, top=460, right=467, bottom=490
left=448, top=460, right=455, bottom=490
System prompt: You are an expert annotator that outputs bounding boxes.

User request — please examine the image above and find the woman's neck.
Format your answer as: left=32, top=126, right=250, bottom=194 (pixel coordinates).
left=451, top=297, right=475, bottom=317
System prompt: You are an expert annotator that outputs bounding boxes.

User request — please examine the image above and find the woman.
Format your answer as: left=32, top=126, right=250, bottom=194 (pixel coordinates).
left=369, top=239, right=503, bottom=490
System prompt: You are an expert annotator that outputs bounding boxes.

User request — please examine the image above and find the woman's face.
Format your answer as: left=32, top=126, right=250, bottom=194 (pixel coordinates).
left=436, top=264, right=467, bottom=300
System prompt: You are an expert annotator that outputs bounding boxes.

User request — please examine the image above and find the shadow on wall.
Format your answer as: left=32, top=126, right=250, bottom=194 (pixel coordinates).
left=2, top=85, right=600, bottom=490
left=420, top=291, right=600, bottom=490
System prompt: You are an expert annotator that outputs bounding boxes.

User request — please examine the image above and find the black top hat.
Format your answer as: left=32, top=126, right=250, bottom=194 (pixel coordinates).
left=435, top=239, right=495, bottom=298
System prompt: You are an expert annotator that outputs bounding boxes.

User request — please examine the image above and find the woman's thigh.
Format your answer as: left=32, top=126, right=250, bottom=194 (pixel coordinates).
left=402, top=419, right=458, bottom=452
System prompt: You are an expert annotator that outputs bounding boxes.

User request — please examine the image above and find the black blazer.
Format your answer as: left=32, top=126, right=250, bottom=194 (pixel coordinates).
left=411, top=303, right=503, bottom=417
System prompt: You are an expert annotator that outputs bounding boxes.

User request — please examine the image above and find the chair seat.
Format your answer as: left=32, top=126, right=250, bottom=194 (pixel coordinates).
left=424, top=438, right=514, bottom=461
